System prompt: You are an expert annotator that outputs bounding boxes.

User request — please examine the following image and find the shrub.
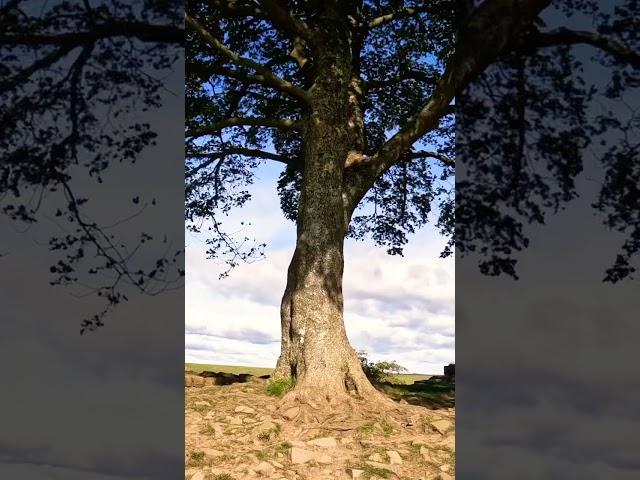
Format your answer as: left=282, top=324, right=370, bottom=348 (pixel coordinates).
left=357, top=350, right=407, bottom=384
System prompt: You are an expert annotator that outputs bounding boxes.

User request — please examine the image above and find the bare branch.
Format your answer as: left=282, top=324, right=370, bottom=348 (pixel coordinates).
left=409, top=150, right=454, bottom=167
left=185, top=14, right=311, bottom=103
left=534, top=28, right=640, bottom=67
left=185, top=117, right=302, bottom=138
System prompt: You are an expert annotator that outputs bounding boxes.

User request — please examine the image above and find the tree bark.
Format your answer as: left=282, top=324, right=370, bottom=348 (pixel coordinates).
left=273, top=20, right=382, bottom=401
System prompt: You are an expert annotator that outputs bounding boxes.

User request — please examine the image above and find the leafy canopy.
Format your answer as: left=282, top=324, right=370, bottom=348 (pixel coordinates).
left=185, top=0, right=455, bottom=274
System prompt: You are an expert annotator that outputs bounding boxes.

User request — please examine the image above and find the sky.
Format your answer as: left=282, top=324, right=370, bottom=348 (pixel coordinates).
left=185, top=161, right=455, bottom=375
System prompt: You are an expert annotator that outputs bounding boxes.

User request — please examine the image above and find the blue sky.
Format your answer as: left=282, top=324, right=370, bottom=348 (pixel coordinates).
left=185, top=160, right=454, bottom=375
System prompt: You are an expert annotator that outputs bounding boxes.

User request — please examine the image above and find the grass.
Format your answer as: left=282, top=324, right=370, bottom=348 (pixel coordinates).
left=185, top=363, right=273, bottom=376
left=185, top=363, right=431, bottom=384
left=358, top=419, right=394, bottom=436
left=266, top=378, right=294, bottom=396
left=199, top=423, right=216, bottom=435
left=187, top=450, right=207, bottom=467
left=380, top=378, right=455, bottom=409
left=254, top=450, right=268, bottom=461
left=387, top=373, right=431, bottom=384
left=349, top=463, right=393, bottom=479
left=206, top=475, right=235, bottom=480
left=257, top=424, right=281, bottom=442
left=274, top=441, right=292, bottom=455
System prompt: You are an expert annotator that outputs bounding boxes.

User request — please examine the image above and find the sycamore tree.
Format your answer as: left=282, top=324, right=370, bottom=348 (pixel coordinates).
left=186, top=0, right=638, bottom=405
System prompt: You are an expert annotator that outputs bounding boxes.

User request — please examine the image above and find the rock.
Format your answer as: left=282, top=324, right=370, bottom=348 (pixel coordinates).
left=283, top=406, right=300, bottom=420
left=419, top=446, right=433, bottom=461
left=289, top=447, right=331, bottom=465
left=185, top=374, right=206, bottom=387
left=194, top=400, right=210, bottom=407
left=434, top=473, right=453, bottom=480
left=257, top=421, right=277, bottom=433
left=270, top=460, right=284, bottom=469
left=431, top=419, right=453, bottom=435
left=387, top=450, right=402, bottom=464
left=201, top=448, right=225, bottom=457
left=316, top=453, right=332, bottom=464
left=347, top=468, right=365, bottom=479
left=307, top=436, right=337, bottom=448
left=235, top=405, right=256, bottom=414
left=440, top=464, right=450, bottom=472
left=290, top=440, right=307, bottom=447
left=340, top=437, right=354, bottom=445
left=255, top=461, right=275, bottom=476
left=442, top=435, right=455, bottom=451
left=368, top=453, right=384, bottom=462
left=226, top=415, right=243, bottom=425
left=189, top=472, right=205, bottom=480
left=290, top=447, right=316, bottom=464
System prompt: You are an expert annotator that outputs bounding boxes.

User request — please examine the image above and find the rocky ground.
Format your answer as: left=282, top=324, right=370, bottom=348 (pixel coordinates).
left=185, top=372, right=455, bottom=480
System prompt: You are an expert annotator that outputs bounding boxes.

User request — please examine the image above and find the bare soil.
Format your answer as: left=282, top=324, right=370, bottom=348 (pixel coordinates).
left=185, top=371, right=455, bottom=480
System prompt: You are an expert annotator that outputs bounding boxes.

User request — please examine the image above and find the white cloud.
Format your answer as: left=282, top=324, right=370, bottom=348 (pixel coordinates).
left=185, top=166, right=454, bottom=375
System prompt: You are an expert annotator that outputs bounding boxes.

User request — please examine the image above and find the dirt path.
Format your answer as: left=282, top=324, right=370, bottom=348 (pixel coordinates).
left=185, top=373, right=454, bottom=480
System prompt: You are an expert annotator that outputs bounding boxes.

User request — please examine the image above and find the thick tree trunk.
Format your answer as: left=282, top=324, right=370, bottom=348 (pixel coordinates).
left=273, top=22, right=383, bottom=402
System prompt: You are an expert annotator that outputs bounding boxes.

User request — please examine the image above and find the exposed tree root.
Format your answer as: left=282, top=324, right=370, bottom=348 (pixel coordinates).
left=276, top=384, right=430, bottom=432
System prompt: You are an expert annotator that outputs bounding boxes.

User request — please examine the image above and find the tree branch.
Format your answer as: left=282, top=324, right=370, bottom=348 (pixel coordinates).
left=409, top=150, right=454, bottom=167
left=207, top=0, right=265, bottom=18
left=534, top=28, right=640, bottom=67
left=189, top=62, right=303, bottom=98
left=185, top=14, right=311, bottom=103
left=0, top=21, right=184, bottom=45
left=343, top=0, right=552, bottom=211
left=258, top=0, right=315, bottom=44
left=367, top=5, right=431, bottom=29
left=187, top=148, right=291, bottom=176
left=363, top=69, right=439, bottom=90
left=185, top=117, right=302, bottom=138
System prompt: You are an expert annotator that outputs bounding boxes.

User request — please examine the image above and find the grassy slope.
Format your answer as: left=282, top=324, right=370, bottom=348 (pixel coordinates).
left=185, top=363, right=431, bottom=385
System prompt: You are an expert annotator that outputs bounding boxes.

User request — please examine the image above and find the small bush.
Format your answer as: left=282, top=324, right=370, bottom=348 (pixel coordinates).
left=357, top=350, right=407, bottom=384
left=266, top=378, right=294, bottom=396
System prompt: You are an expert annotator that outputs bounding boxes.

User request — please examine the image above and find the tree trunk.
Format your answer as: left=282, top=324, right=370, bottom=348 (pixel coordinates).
left=273, top=27, right=383, bottom=402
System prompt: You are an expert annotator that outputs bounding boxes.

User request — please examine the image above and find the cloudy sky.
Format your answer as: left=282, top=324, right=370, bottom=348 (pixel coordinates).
left=185, top=162, right=455, bottom=375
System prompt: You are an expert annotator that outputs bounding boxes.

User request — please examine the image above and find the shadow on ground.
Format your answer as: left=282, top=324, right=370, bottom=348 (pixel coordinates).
left=186, top=370, right=271, bottom=386
left=378, top=376, right=455, bottom=410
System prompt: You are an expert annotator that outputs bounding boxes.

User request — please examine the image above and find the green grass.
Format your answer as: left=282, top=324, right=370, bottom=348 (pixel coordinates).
left=187, top=450, right=207, bottom=467
left=199, top=423, right=216, bottom=435
left=274, top=441, right=292, bottom=455
left=266, top=378, right=294, bottom=396
left=254, top=450, right=268, bottom=461
left=349, top=463, right=393, bottom=479
left=206, top=474, right=235, bottom=480
left=380, top=378, right=455, bottom=409
left=357, top=419, right=394, bottom=436
left=388, top=373, right=431, bottom=384
left=185, top=363, right=273, bottom=377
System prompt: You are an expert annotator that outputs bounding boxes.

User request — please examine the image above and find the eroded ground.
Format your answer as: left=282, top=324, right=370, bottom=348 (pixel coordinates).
left=185, top=372, right=455, bottom=480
